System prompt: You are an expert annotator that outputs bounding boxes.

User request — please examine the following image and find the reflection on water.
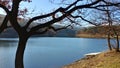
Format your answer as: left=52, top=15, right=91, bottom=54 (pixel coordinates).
left=0, top=40, right=17, bottom=68
left=0, top=41, right=16, bottom=47
left=0, top=37, right=107, bottom=68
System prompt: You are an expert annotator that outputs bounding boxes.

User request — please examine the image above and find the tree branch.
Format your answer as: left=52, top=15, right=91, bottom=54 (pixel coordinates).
left=24, top=0, right=102, bottom=29
left=0, top=4, right=10, bottom=14
left=48, top=24, right=71, bottom=31
left=0, top=15, right=9, bottom=33
left=27, top=0, right=103, bottom=35
left=70, top=15, right=100, bottom=26
left=64, top=0, right=81, bottom=11
left=32, top=28, right=48, bottom=35
left=89, top=7, right=109, bottom=11
left=24, top=0, right=80, bottom=28
left=9, top=0, right=23, bottom=32
left=24, top=7, right=66, bottom=29
left=31, top=24, right=71, bottom=35
left=94, top=3, right=120, bottom=8
left=67, top=16, right=81, bottom=26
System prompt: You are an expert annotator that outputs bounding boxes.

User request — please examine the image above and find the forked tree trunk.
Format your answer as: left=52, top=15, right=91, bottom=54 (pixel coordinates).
left=15, top=36, right=28, bottom=68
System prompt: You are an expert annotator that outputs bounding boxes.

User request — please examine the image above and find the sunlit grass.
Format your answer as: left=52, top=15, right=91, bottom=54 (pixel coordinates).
left=63, top=51, right=120, bottom=68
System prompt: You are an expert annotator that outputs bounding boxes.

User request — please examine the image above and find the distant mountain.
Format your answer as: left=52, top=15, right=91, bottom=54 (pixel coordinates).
left=0, top=14, right=78, bottom=38
left=32, top=25, right=77, bottom=37
left=35, top=28, right=76, bottom=37
left=0, top=27, right=77, bottom=38
left=45, top=25, right=76, bottom=37
left=76, top=25, right=120, bottom=38
left=0, top=28, right=18, bottom=38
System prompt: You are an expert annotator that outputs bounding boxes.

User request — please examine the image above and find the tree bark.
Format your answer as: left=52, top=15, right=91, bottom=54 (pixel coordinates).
left=116, top=35, right=119, bottom=52
left=15, top=36, right=28, bottom=68
left=107, top=34, right=112, bottom=51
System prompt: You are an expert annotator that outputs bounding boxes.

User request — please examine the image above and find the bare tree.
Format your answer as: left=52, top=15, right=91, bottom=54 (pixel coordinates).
left=106, top=7, right=120, bottom=52
left=0, top=0, right=120, bottom=68
left=96, top=1, right=120, bottom=52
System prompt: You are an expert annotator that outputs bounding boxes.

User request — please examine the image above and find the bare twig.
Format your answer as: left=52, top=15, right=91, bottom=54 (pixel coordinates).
left=70, top=14, right=100, bottom=26
left=48, top=24, right=71, bottom=31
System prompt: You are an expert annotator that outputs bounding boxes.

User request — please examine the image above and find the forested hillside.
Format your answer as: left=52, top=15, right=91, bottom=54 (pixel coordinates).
left=76, top=26, right=120, bottom=38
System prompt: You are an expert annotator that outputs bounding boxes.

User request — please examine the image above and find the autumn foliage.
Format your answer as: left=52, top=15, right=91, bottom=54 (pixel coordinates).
left=0, top=0, right=31, bottom=16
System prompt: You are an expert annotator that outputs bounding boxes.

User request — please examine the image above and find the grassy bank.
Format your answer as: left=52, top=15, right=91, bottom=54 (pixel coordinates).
left=63, top=51, right=120, bottom=68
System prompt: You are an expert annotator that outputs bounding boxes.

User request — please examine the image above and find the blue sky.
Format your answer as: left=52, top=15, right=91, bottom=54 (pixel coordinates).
left=20, top=0, right=60, bottom=15
left=0, top=0, right=93, bottom=27
left=0, top=0, right=60, bottom=15
left=1, top=0, right=120, bottom=27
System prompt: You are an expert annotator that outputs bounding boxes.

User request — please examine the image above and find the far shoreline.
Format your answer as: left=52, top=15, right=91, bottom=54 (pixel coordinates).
left=76, top=34, right=120, bottom=39
left=76, top=34, right=107, bottom=38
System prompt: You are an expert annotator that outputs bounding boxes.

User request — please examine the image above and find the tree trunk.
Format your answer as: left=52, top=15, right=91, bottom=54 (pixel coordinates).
left=107, top=34, right=112, bottom=51
left=116, top=35, right=119, bottom=52
left=15, top=36, right=28, bottom=68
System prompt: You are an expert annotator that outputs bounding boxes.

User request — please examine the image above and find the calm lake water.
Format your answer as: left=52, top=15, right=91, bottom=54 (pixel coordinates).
left=0, top=37, right=108, bottom=68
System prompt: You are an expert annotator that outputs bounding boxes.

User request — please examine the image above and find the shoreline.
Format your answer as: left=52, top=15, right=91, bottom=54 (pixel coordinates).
left=63, top=52, right=101, bottom=68
left=63, top=50, right=120, bottom=68
left=76, top=34, right=107, bottom=38
left=76, top=34, right=120, bottom=39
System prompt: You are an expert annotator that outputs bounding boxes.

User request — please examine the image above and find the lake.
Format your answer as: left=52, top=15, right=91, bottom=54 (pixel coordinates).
left=0, top=37, right=108, bottom=68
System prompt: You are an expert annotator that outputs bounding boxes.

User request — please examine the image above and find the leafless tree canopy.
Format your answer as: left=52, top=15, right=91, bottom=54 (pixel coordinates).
left=0, top=0, right=120, bottom=68
left=0, top=0, right=120, bottom=35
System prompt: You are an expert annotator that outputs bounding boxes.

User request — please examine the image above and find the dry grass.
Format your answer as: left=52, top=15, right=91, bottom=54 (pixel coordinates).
left=76, top=34, right=107, bottom=38
left=63, top=51, right=120, bottom=68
